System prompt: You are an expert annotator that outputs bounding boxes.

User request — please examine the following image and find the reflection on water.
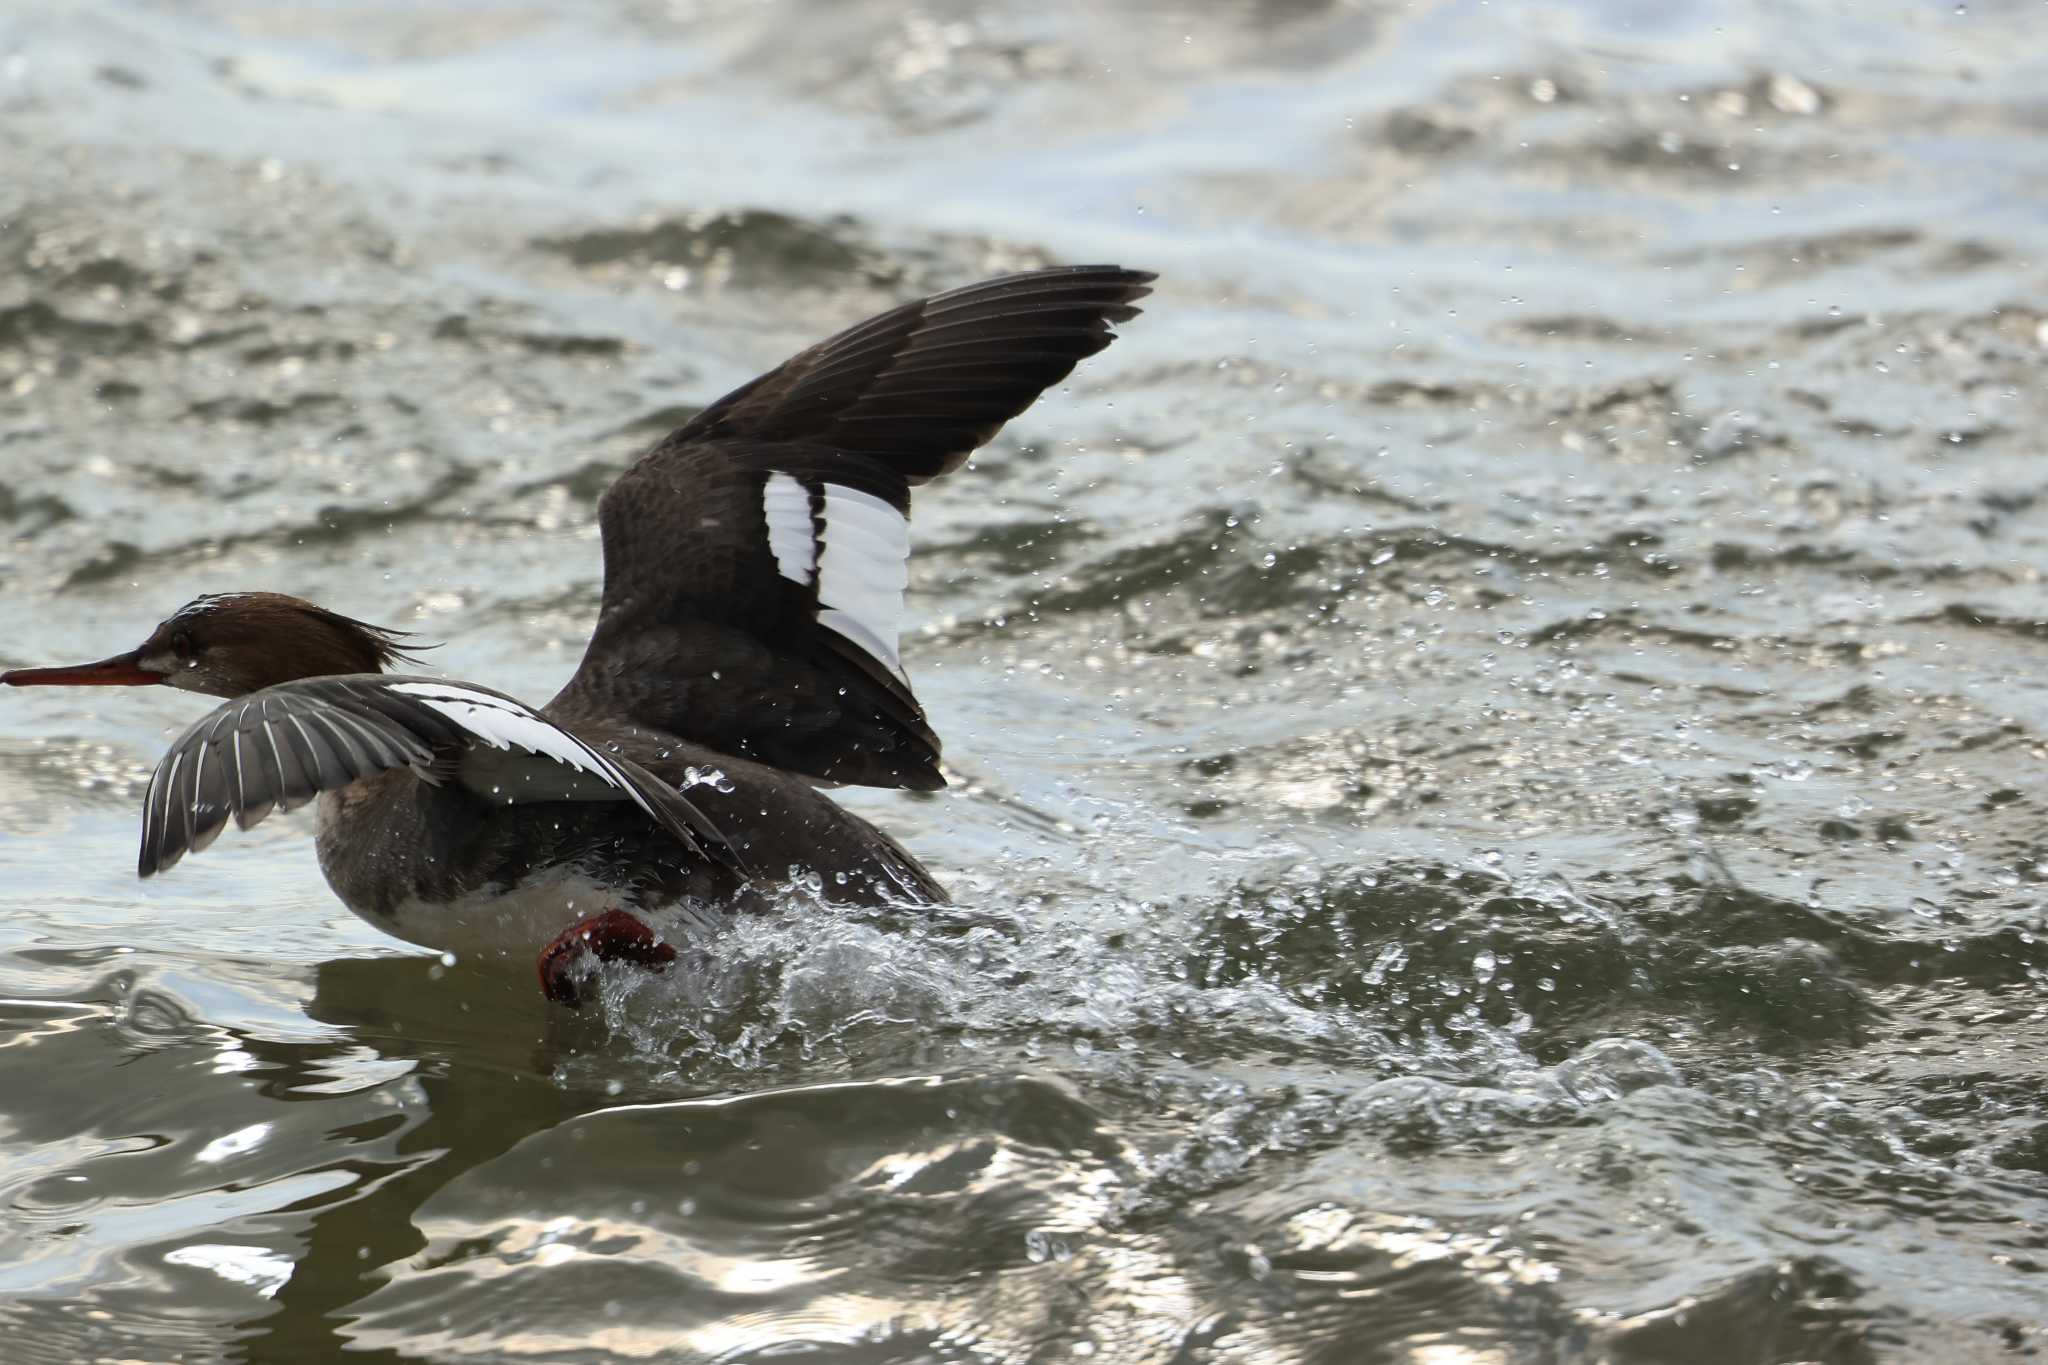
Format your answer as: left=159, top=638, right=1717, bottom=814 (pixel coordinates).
left=3, top=0, right=2048, bottom=1360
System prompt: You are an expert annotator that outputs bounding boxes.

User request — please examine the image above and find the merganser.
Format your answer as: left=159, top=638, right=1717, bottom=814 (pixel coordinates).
left=3, top=266, right=1154, bottom=1004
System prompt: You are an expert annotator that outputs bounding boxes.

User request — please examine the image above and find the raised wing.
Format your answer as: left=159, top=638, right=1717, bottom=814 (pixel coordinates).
left=549, top=265, right=1155, bottom=789
left=137, top=674, right=743, bottom=879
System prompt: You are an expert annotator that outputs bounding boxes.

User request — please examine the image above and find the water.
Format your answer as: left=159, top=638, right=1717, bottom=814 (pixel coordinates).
left=2, top=0, right=2045, bottom=1359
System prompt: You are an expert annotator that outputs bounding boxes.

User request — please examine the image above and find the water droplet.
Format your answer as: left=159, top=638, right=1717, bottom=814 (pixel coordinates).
left=1364, top=943, right=1407, bottom=985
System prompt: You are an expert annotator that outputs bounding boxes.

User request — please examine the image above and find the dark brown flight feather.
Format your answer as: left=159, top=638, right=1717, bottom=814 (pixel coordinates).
left=548, top=265, right=1155, bottom=789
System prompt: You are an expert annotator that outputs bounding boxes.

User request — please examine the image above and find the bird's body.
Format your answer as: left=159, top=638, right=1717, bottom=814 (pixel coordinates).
left=3, top=266, right=1151, bottom=1001
left=309, top=706, right=939, bottom=961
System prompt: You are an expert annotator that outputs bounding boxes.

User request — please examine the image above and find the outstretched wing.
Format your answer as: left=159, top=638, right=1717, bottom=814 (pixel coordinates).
left=138, top=674, right=744, bottom=879
left=547, top=265, right=1155, bottom=790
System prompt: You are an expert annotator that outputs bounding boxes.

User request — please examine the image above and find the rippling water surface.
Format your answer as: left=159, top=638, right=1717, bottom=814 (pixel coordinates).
left=3, top=2, right=2046, bottom=1360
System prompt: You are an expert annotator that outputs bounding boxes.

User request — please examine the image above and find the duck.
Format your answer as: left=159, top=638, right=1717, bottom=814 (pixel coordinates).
left=2, top=265, right=1154, bottom=1004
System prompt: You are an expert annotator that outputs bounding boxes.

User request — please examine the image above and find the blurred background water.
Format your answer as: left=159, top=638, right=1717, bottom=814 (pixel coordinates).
left=2, top=1, right=2046, bottom=1360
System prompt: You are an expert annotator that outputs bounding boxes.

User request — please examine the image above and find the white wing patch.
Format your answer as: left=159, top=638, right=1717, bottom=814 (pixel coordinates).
left=815, top=483, right=911, bottom=683
left=762, top=472, right=817, bottom=586
left=389, top=682, right=624, bottom=791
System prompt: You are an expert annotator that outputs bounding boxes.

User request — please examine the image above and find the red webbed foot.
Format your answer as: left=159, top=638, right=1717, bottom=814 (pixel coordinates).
left=537, top=909, right=678, bottom=1007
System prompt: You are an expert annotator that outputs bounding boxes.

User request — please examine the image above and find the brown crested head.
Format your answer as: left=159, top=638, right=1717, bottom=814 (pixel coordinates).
left=1, top=592, right=434, bottom=698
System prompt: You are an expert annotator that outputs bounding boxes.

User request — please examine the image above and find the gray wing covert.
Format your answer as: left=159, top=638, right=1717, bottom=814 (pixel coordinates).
left=138, top=674, right=743, bottom=879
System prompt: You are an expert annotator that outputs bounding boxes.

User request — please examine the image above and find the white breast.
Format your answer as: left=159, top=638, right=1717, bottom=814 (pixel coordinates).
left=370, top=871, right=625, bottom=967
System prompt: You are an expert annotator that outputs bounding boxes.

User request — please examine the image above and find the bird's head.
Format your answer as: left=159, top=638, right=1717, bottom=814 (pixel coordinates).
left=1, top=592, right=432, bottom=699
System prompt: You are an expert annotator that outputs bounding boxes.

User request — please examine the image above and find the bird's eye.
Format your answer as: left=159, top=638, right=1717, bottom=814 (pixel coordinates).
left=171, top=632, right=195, bottom=663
